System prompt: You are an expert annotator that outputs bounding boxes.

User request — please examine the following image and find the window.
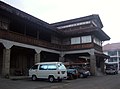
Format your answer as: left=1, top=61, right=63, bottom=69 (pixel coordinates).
left=39, top=65, right=47, bottom=70
left=58, top=64, right=66, bottom=70
left=47, top=64, right=57, bottom=70
left=81, top=35, right=91, bottom=43
left=108, top=51, right=117, bottom=56
left=108, top=57, right=117, bottom=62
left=31, top=65, right=38, bottom=70
left=94, top=37, right=102, bottom=46
left=71, top=37, right=80, bottom=44
left=0, top=17, right=9, bottom=30
left=118, top=51, right=120, bottom=56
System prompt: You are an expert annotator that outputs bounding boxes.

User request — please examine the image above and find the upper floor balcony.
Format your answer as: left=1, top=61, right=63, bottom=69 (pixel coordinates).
left=0, top=29, right=102, bottom=52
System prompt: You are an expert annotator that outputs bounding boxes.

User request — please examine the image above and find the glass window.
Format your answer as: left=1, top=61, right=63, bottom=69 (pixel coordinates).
left=118, top=51, right=120, bottom=56
left=81, top=35, right=91, bottom=43
left=93, top=37, right=102, bottom=46
left=47, top=64, right=57, bottom=70
left=0, top=17, right=9, bottom=30
left=58, top=64, right=66, bottom=70
left=31, top=65, right=38, bottom=70
left=108, top=57, right=117, bottom=62
left=108, top=51, right=117, bottom=56
left=71, top=37, right=80, bottom=44
left=39, top=65, right=47, bottom=70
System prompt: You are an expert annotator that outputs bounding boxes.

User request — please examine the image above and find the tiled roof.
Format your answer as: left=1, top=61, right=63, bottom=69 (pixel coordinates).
left=103, top=42, right=120, bottom=51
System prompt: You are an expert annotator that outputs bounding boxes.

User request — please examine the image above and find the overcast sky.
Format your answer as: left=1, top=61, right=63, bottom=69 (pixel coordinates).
left=1, top=0, right=120, bottom=45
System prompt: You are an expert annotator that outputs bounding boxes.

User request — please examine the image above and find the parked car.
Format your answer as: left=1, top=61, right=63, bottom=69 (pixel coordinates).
left=105, top=63, right=118, bottom=75
left=29, top=62, right=67, bottom=82
left=67, top=68, right=79, bottom=79
left=74, top=66, right=90, bottom=78
left=79, top=69, right=91, bottom=78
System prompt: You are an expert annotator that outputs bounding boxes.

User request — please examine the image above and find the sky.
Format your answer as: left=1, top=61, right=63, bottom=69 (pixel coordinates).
left=1, top=0, right=120, bottom=45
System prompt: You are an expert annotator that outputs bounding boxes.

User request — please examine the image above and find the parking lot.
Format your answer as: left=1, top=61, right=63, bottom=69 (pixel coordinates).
left=0, top=74, right=120, bottom=89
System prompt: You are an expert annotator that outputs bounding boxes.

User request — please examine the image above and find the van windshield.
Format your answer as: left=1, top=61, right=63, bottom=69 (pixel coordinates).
left=58, top=64, right=66, bottom=70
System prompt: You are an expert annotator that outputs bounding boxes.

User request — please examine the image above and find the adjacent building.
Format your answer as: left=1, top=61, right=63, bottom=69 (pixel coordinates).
left=103, top=43, right=120, bottom=71
left=0, top=1, right=110, bottom=77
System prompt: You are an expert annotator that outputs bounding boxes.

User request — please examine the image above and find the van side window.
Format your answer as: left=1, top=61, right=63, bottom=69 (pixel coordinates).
left=31, top=65, right=38, bottom=70
left=39, top=64, right=47, bottom=70
left=58, top=64, right=66, bottom=70
left=48, top=64, right=57, bottom=70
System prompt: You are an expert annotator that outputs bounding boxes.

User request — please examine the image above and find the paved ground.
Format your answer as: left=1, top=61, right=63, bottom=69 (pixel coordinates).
left=0, top=74, right=120, bottom=89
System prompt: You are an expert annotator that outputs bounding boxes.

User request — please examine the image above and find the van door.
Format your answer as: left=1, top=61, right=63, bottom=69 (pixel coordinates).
left=38, top=64, right=48, bottom=78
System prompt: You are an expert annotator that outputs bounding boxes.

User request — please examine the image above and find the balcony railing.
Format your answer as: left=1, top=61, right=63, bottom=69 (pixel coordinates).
left=94, top=43, right=102, bottom=52
left=0, top=29, right=61, bottom=50
left=62, top=43, right=94, bottom=51
left=0, top=29, right=101, bottom=51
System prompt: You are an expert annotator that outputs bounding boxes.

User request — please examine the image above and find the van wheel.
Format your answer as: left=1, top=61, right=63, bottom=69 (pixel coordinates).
left=32, top=75, right=37, bottom=81
left=48, top=76, right=54, bottom=83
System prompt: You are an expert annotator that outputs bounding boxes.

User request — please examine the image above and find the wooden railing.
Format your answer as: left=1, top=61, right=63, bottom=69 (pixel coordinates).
left=0, top=29, right=61, bottom=50
left=0, top=29, right=102, bottom=51
left=94, top=43, right=102, bottom=52
left=62, top=43, right=94, bottom=51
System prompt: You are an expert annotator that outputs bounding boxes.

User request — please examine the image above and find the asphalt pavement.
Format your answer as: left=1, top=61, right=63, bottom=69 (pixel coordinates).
left=0, top=74, right=120, bottom=89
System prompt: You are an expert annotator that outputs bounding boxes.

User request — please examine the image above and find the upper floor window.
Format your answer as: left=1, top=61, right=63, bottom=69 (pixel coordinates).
left=81, top=35, right=91, bottom=43
left=94, top=37, right=102, bottom=46
left=118, top=51, right=120, bottom=56
left=71, top=37, right=80, bottom=44
left=108, top=51, right=117, bottom=56
left=0, top=17, right=9, bottom=30
left=108, top=57, right=117, bottom=62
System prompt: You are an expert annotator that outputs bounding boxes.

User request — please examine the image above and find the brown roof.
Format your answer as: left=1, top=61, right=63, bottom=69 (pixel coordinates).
left=103, top=42, right=120, bottom=51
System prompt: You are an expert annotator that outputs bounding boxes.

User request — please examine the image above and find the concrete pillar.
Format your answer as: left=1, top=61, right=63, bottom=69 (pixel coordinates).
left=2, top=41, right=13, bottom=77
left=90, top=54, right=97, bottom=75
left=89, top=49, right=97, bottom=76
left=59, top=52, right=65, bottom=62
left=100, top=59, right=105, bottom=73
left=34, top=48, right=41, bottom=63
left=2, top=48, right=11, bottom=77
left=117, top=51, right=119, bottom=71
left=35, top=53, right=41, bottom=63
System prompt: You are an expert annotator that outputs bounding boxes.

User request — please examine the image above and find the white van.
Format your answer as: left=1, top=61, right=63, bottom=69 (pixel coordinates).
left=29, top=62, right=67, bottom=82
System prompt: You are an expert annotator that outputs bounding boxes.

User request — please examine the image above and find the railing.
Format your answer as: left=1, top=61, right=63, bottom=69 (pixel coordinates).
left=0, top=29, right=61, bottom=50
left=94, top=43, right=102, bottom=52
left=62, top=43, right=94, bottom=51
left=0, top=29, right=101, bottom=51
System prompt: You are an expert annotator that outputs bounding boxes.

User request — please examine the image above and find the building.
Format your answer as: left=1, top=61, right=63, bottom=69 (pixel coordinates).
left=103, top=43, right=120, bottom=71
left=0, top=1, right=110, bottom=77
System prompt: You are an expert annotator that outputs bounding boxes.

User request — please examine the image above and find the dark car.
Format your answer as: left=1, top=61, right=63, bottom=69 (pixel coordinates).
left=79, top=69, right=91, bottom=78
left=67, top=68, right=79, bottom=79
left=105, top=63, right=118, bottom=75
left=74, top=67, right=91, bottom=78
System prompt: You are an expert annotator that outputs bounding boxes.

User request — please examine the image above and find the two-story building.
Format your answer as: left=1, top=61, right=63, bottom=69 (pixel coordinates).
left=0, top=1, right=110, bottom=77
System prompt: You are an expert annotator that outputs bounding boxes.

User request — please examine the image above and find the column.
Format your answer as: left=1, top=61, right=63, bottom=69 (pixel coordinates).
left=34, top=49, right=41, bottom=63
left=59, top=52, right=65, bottom=62
left=2, top=48, right=11, bottom=77
left=2, top=41, right=13, bottom=77
left=117, top=51, right=119, bottom=71
left=35, top=53, right=41, bottom=63
left=100, top=59, right=105, bottom=73
left=89, top=49, right=97, bottom=76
